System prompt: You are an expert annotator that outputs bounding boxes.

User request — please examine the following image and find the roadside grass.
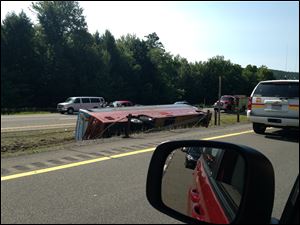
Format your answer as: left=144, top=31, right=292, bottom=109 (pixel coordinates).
left=13, top=111, right=52, bottom=115
left=1, top=113, right=249, bottom=157
left=217, top=113, right=249, bottom=126
left=1, top=128, right=75, bottom=157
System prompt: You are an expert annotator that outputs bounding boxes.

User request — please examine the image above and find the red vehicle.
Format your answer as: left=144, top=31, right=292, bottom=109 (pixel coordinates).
left=214, top=95, right=248, bottom=112
left=187, top=147, right=244, bottom=224
left=109, top=100, right=134, bottom=107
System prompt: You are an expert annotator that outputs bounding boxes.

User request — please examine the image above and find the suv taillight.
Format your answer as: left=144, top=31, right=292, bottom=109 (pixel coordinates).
left=248, top=97, right=252, bottom=110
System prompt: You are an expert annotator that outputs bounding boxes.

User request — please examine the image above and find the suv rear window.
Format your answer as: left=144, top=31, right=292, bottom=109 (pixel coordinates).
left=253, top=82, right=299, bottom=98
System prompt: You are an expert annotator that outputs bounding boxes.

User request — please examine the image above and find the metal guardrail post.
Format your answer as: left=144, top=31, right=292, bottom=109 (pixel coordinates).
left=236, top=98, right=240, bottom=123
left=214, top=109, right=217, bottom=126
left=124, top=114, right=132, bottom=138
left=205, top=110, right=212, bottom=127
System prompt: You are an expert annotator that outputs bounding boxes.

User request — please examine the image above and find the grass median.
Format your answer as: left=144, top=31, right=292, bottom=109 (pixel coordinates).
left=1, top=128, right=75, bottom=157
left=1, top=113, right=249, bottom=157
left=216, top=113, right=249, bottom=126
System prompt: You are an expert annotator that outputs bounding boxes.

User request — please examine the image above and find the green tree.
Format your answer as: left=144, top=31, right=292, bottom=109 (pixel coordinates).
left=31, top=1, right=89, bottom=106
left=201, top=56, right=227, bottom=104
left=116, top=34, right=155, bottom=104
left=99, top=30, right=128, bottom=100
left=1, top=1, right=279, bottom=110
left=257, top=65, right=275, bottom=81
left=145, top=32, right=164, bottom=50
left=1, top=11, right=39, bottom=108
left=32, top=1, right=87, bottom=46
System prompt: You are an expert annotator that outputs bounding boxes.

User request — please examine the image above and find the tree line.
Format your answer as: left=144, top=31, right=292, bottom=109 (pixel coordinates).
left=1, top=1, right=275, bottom=111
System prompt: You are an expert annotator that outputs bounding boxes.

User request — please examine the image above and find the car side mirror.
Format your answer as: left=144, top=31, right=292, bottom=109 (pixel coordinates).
left=146, top=140, right=275, bottom=224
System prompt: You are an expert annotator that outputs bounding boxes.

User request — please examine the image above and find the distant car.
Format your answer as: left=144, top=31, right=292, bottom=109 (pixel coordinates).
left=174, top=101, right=190, bottom=105
left=214, top=95, right=248, bottom=112
left=184, top=147, right=202, bottom=169
left=247, top=80, right=299, bottom=134
left=214, top=95, right=235, bottom=111
left=57, top=96, right=105, bottom=114
left=109, top=100, right=134, bottom=107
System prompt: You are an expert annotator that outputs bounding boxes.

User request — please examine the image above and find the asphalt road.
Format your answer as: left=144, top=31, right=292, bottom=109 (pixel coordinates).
left=1, top=114, right=77, bottom=132
left=162, top=150, right=193, bottom=215
left=1, top=125, right=299, bottom=224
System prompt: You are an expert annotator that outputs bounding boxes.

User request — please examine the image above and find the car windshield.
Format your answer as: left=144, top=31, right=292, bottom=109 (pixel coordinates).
left=253, top=83, right=299, bottom=98
left=65, top=97, right=74, bottom=103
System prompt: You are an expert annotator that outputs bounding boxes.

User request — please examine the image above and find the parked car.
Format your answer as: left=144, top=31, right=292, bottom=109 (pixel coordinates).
left=57, top=96, right=105, bottom=114
left=247, top=80, right=299, bottom=134
left=214, top=95, right=248, bottom=112
left=214, top=95, right=235, bottom=112
left=109, top=100, right=134, bottom=107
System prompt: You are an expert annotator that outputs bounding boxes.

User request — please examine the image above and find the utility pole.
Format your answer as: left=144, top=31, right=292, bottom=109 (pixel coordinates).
left=285, top=44, right=288, bottom=72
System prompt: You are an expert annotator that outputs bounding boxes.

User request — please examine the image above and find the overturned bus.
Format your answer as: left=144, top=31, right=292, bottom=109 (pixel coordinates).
left=75, top=104, right=212, bottom=141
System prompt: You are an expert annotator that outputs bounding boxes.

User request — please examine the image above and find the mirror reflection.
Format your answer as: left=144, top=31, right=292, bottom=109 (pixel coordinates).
left=162, top=146, right=246, bottom=224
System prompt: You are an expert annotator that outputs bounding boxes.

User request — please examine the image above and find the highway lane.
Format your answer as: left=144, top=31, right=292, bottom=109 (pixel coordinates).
left=1, top=127, right=299, bottom=224
left=162, top=150, right=193, bottom=215
left=1, top=153, right=181, bottom=224
left=1, top=114, right=77, bottom=132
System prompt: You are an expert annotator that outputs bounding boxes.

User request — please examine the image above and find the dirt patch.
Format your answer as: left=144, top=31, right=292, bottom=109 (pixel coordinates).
left=1, top=128, right=75, bottom=156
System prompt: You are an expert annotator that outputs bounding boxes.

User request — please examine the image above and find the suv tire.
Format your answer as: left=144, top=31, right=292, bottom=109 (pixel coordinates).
left=253, top=123, right=266, bottom=134
left=67, top=108, right=74, bottom=114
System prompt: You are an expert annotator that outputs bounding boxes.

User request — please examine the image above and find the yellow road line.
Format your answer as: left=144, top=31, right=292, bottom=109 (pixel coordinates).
left=110, top=148, right=155, bottom=159
left=1, top=130, right=255, bottom=181
left=202, top=130, right=254, bottom=140
left=1, top=148, right=156, bottom=182
left=1, top=157, right=111, bottom=181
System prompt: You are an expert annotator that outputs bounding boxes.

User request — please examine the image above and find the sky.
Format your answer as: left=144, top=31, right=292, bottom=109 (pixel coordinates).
left=1, top=1, right=299, bottom=72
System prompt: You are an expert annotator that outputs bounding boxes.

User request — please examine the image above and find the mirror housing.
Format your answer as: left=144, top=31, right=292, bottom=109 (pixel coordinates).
left=146, top=140, right=275, bottom=224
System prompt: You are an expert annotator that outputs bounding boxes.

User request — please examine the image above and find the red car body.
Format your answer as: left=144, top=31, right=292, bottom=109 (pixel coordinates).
left=187, top=158, right=230, bottom=224
left=213, top=95, right=235, bottom=111
left=187, top=148, right=243, bottom=224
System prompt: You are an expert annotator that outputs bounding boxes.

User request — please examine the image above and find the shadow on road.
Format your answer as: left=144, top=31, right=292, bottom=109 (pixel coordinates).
left=224, top=111, right=247, bottom=116
left=264, top=128, right=299, bottom=143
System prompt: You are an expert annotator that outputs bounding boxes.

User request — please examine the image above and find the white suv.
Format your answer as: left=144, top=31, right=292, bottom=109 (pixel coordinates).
left=57, top=96, right=105, bottom=114
left=247, top=80, right=299, bottom=134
